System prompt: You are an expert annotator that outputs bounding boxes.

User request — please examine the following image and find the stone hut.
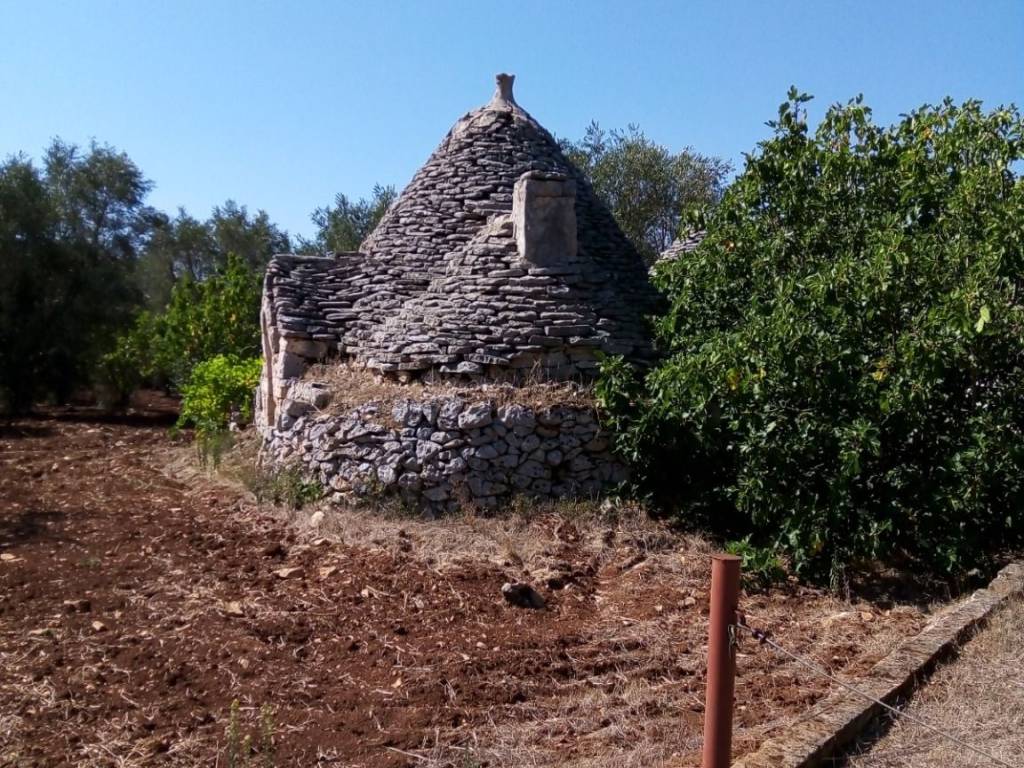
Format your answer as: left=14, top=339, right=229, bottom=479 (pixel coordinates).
left=656, top=229, right=705, bottom=266
left=257, top=74, right=660, bottom=509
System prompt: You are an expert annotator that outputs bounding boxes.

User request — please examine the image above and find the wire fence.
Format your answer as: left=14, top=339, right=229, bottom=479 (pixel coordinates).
left=732, top=617, right=1020, bottom=768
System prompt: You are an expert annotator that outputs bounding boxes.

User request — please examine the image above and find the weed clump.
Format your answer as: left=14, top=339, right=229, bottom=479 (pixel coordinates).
left=246, top=464, right=323, bottom=510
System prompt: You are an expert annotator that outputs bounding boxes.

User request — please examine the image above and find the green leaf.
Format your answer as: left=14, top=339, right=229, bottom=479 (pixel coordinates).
left=974, top=304, right=991, bottom=333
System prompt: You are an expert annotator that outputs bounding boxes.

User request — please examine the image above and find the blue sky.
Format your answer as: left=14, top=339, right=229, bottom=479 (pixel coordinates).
left=2, top=0, right=1021, bottom=240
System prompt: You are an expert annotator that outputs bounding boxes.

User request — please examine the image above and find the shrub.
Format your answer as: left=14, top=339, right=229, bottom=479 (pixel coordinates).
left=726, top=537, right=786, bottom=590
left=153, top=253, right=262, bottom=386
left=178, top=354, right=262, bottom=436
left=96, top=311, right=164, bottom=408
left=96, top=336, right=143, bottom=410
left=106, top=252, right=262, bottom=393
left=246, top=464, right=323, bottom=510
left=600, top=91, right=1024, bottom=581
left=224, top=699, right=276, bottom=768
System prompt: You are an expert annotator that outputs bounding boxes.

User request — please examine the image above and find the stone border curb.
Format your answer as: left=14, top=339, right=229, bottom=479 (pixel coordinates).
left=734, top=561, right=1024, bottom=768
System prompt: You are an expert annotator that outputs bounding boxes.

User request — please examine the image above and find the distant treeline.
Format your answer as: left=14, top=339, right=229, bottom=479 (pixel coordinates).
left=0, top=139, right=399, bottom=412
left=0, top=128, right=728, bottom=413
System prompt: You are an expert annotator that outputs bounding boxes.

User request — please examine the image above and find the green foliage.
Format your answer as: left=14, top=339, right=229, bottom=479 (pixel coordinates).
left=225, top=699, right=276, bottom=768
left=118, top=253, right=263, bottom=388
left=156, top=253, right=262, bottom=384
left=247, top=464, right=323, bottom=510
left=0, top=142, right=148, bottom=412
left=42, top=138, right=155, bottom=263
left=561, top=123, right=731, bottom=262
left=193, top=428, right=237, bottom=470
left=1, top=135, right=377, bottom=414
left=226, top=699, right=246, bottom=768
left=96, top=331, right=146, bottom=409
left=178, top=354, right=262, bottom=436
left=601, top=91, right=1024, bottom=581
left=178, top=351, right=262, bottom=469
left=725, top=537, right=787, bottom=589
left=296, top=184, right=396, bottom=253
left=137, top=202, right=288, bottom=311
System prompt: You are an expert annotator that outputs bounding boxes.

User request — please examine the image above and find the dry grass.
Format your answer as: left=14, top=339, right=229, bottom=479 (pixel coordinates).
left=846, top=597, right=1024, bottom=767
left=302, top=360, right=597, bottom=416
left=207, top=429, right=660, bottom=575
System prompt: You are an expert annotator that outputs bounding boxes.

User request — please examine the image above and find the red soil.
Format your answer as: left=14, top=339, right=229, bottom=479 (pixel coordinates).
left=0, top=393, right=929, bottom=767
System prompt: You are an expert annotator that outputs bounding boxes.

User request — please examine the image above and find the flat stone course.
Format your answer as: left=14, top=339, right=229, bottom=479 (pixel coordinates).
left=261, top=394, right=626, bottom=512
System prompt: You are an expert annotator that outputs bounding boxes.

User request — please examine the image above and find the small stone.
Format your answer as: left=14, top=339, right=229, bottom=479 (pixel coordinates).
left=458, top=402, right=493, bottom=430
left=537, top=408, right=564, bottom=427
left=545, top=574, right=566, bottom=590
left=422, top=486, right=449, bottom=502
left=274, top=567, right=304, bottom=579
left=377, top=464, right=398, bottom=486
left=91, top=621, right=107, bottom=632
left=63, top=599, right=91, bottom=613
left=474, top=444, right=499, bottom=460
left=498, top=404, right=536, bottom=432
left=421, top=401, right=440, bottom=425
left=262, top=542, right=288, bottom=559
left=520, top=434, right=541, bottom=453
left=398, top=472, right=422, bottom=490
left=223, top=601, right=245, bottom=617
left=682, top=596, right=697, bottom=608
left=309, top=510, right=325, bottom=527
left=416, top=440, right=442, bottom=464
left=437, top=399, right=465, bottom=429
left=516, top=460, right=547, bottom=480
left=501, top=582, right=546, bottom=610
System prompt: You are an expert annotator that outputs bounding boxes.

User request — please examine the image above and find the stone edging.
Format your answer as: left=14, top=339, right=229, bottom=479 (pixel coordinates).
left=735, top=561, right=1024, bottom=768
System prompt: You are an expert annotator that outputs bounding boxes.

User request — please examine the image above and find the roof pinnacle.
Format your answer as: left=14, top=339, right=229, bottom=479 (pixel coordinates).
left=488, top=73, right=517, bottom=109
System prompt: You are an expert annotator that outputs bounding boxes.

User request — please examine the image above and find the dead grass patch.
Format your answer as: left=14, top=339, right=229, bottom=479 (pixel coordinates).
left=144, top=430, right=945, bottom=768
left=303, top=360, right=597, bottom=417
left=846, top=596, right=1024, bottom=767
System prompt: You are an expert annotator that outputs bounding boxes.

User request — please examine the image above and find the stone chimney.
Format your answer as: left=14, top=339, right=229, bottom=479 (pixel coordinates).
left=513, top=171, right=577, bottom=266
left=488, top=72, right=518, bottom=109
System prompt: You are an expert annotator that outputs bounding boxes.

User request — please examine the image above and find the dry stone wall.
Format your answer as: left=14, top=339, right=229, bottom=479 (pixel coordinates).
left=260, top=394, right=627, bottom=512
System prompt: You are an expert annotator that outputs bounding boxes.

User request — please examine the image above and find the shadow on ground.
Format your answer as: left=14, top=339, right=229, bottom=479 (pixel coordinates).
left=0, top=508, right=65, bottom=548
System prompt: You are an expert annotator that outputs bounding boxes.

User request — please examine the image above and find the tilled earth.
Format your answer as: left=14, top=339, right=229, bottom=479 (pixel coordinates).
left=1, top=395, right=931, bottom=767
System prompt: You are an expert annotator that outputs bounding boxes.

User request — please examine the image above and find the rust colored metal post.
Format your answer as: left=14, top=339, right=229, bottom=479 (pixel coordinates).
left=702, top=554, right=741, bottom=768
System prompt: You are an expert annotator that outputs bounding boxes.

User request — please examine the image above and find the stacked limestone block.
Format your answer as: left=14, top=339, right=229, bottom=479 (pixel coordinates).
left=262, top=395, right=627, bottom=512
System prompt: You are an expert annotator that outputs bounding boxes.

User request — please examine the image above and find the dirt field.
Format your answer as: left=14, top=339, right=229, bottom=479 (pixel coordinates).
left=1, top=394, right=934, bottom=767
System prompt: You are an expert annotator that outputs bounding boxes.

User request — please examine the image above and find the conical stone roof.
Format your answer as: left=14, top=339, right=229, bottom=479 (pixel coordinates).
left=657, top=229, right=706, bottom=265
left=262, top=74, right=660, bottom=381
